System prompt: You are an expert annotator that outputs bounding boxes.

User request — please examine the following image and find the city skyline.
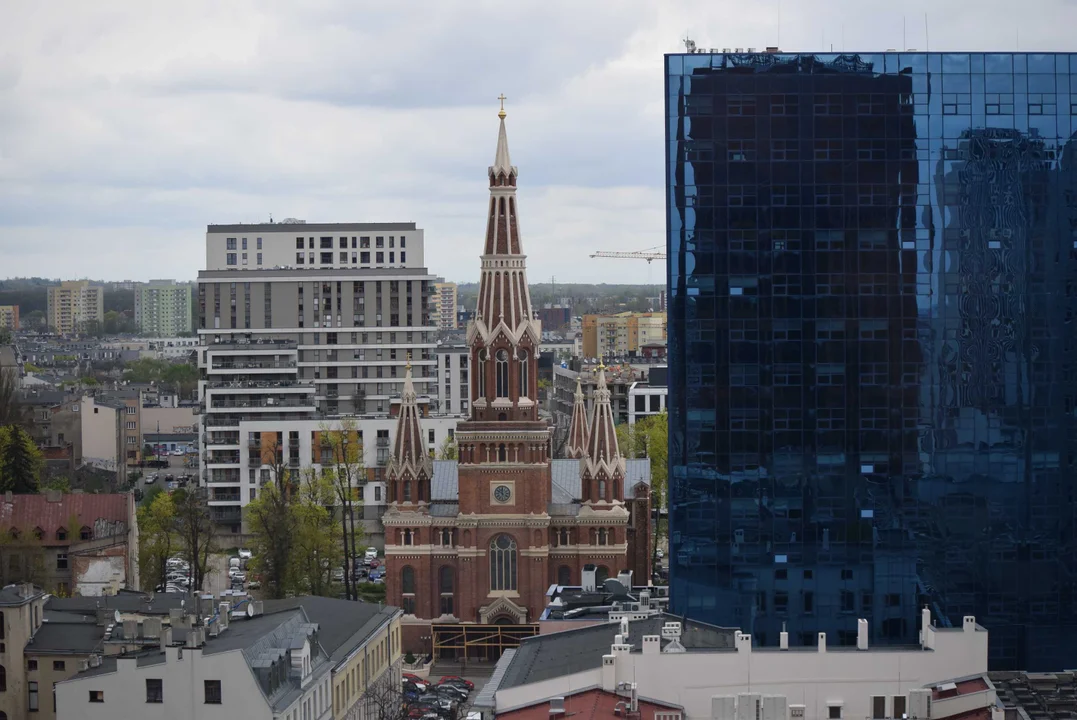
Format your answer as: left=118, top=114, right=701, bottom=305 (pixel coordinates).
left=4, top=1, right=1077, bottom=283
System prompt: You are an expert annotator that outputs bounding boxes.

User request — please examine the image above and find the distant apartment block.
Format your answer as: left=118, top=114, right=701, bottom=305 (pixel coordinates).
left=0, top=305, right=19, bottom=330
left=432, top=281, right=458, bottom=330
left=582, top=311, right=666, bottom=359
left=434, top=343, right=469, bottom=415
left=538, top=305, right=571, bottom=331
left=46, top=281, right=104, bottom=336
left=134, top=280, right=192, bottom=336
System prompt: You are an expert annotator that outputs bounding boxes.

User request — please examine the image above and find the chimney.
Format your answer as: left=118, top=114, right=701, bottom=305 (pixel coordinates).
left=920, top=606, right=934, bottom=649
left=581, top=564, right=597, bottom=593
left=159, top=626, right=172, bottom=649
left=817, top=632, right=827, bottom=653
left=857, top=619, right=869, bottom=650
left=642, top=635, right=660, bottom=655
left=735, top=631, right=752, bottom=654
left=963, top=616, right=976, bottom=633
left=123, top=619, right=137, bottom=639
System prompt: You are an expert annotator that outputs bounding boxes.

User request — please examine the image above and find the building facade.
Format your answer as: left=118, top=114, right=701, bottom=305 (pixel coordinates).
left=134, top=280, right=193, bottom=336
left=666, top=50, right=1077, bottom=670
left=582, top=312, right=667, bottom=360
left=433, top=281, right=459, bottom=330
left=383, top=109, right=645, bottom=653
left=46, top=281, right=104, bottom=336
left=434, top=344, right=469, bottom=416
left=0, top=305, right=19, bottom=331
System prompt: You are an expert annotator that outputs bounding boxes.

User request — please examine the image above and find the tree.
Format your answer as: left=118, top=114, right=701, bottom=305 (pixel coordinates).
left=616, top=411, right=668, bottom=568
left=319, top=421, right=365, bottom=601
left=437, top=436, right=458, bottom=461
left=0, top=425, right=43, bottom=493
left=0, top=328, right=11, bottom=345
left=137, top=491, right=176, bottom=591
left=172, top=489, right=215, bottom=591
left=39, top=476, right=70, bottom=493
left=0, top=369, right=29, bottom=429
left=291, top=469, right=342, bottom=597
left=245, top=444, right=299, bottom=599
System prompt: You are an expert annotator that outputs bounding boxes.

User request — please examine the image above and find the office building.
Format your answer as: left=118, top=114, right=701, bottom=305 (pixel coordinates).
left=666, top=50, right=1077, bottom=669
left=0, top=305, right=19, bottom=331
left=432, top=280, right=458, bottom=330
left=134, top=280, right=193, bottom=336
left=628, top=365, right=667, bottom=426
left=46, top=281, right=104, bottom=336
left=434, top=343, right=469, bottom=415
left=582, top=312, right=666, bottom=360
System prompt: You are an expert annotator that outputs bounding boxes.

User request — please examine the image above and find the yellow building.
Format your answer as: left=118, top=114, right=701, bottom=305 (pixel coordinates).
left=46, top=281, right=104, bottom=335
left=582, top=311, right=667, bottom=359
left=0, top=305, right=19, bottom=330
left=332, top=605, right=403, bottom=718
left=432, top=282, right=458, bottom=330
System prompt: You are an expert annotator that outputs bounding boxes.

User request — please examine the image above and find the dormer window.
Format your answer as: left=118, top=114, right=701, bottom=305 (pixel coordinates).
left=56, top=528, right=67, bottom=542
left=80, top=527, right=91, bottom=541
left=33, top=528, right=43, bottom=541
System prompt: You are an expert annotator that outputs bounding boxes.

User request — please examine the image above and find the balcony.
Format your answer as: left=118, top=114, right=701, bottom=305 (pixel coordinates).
left=209, top=493, right=241, bottom=504
left=210, top=507, right=242, bottom=523
left=207, top=470, right=241, bottom=484
left=205, top=379, right=313, bottom=390
left=210, top=360, right=298, bottom=371
left=208, top=339, right=296, bottom=350
left=376, top=438, right=390, bottom=448
left=207, top=398, right=315, bottom=411
left=206, top=452, right=240, bottom=465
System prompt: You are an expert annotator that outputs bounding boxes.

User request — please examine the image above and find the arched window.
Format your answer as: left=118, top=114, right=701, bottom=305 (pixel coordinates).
left=439, top=566, right=454, bottom=615
left=558, top=565, right=572, bottom=586
left=598, top=528, right=608, bottom=546
left=477, top=349, right=487, bottom=398
left=559, top=528, right=569, bottom=546
left=403, top=529, right=413, bottom=546
left=596, top=566, right=610, bottom=585
left=495, top=350, right=509, bottom=397
left=498, top=444, right=506, bottom=462
left=403, top=480, right=411, bottom=502
left=402, top=567, right=415, bottom=594
left=441, top=529, right=452, bottom=546
left=518, top=350, right=529, bottom=398
left=489, top=534, right=518, bottom=591
left=598, top=479, right=606, bottom=501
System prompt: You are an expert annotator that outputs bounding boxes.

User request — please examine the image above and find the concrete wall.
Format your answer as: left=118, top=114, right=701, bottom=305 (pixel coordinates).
left=56, top=644, right=333, bottom=720
left=80, top=396, right=121, bottom=471
left=141, top=406, right=197, bottom=434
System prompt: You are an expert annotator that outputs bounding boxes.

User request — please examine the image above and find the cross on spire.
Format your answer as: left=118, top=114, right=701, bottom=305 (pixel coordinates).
left=498, top=93, right=507, bottom=119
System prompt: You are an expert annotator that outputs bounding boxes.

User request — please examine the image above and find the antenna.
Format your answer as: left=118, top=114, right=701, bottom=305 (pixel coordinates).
left=925, top=13, right=930, bottom=52
left=903, top=16, right=907, bottom=51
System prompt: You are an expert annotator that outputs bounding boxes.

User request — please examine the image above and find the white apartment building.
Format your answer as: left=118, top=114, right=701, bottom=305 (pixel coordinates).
left=205, top=221, right=424, bottom=271
left=134, top=280, right=193, bottom=336
left=491, top=610, right=989, bottom=720
left=434, top=344, right=469, bottom=416
left=433, top=281, right=458, bottom=330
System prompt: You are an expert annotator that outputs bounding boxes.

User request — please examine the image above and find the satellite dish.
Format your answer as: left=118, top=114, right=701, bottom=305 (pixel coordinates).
left=246, top=604, right=254, bottom=618
left=114, top=610, right=121, bottom=624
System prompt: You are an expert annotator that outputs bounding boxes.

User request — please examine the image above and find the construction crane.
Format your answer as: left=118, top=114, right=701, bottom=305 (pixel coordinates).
left=590, top=247, right=667, bottom=264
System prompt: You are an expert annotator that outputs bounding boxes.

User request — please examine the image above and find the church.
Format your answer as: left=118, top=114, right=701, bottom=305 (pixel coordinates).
left=382, top=104, right=651, bottom=655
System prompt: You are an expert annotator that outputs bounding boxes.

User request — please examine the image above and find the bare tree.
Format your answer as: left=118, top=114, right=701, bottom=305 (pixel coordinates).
left=0, top=369, right=29, bottom=429
left=358, top=665, right=472, bottom=720
left=319, top=420, right=365, bottom=601
left=172, top=488, right=215, bottom=591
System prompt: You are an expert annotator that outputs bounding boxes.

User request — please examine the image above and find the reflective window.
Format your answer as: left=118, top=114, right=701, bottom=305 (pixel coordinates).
left=666, top=51, right=1077, bottom=670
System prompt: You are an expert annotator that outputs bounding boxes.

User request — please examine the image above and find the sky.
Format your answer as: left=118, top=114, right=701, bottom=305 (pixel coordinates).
left=2, top=0, right=1077, bottom=285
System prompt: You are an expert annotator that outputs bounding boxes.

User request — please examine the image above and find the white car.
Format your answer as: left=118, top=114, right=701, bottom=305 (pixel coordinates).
left=171, top=449, right=185, bottom=456
left=238, top=548, right=253, bottom=560
left=228, top=568, right=246, bottom=580
left=144, top=475, right=156, bottom=484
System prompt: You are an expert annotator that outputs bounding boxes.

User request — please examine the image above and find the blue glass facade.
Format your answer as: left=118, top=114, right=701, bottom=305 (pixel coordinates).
left=665, top=52, right=1077, bottom=670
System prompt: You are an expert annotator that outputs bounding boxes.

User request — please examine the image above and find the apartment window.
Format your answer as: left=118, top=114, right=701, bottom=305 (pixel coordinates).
left=226, top=253, right=237, bottom=266
left=27, top=659, right=36, bottom=671
left=257, top=252, right=263, bottom=265
left=376, top=236, right=384, bottom=248
left=297, top=252, right=304, bottom=264
left=126, top=406, right=136, bottom=415
left=320, top=252, right=333, bottom=264
left=340, top=251, right=347, bottom=263
left=296, top=238, right=305, bottom=249
left=53, top=661, right=65, bottom=671
left=400, top=236, right=406, bottom=248
left=30, top=681, right=40, bottom=708
left=204, top=679, right=222, bottom=704
left=389, top=252, right=395, bottom=263
left=360, top=251, right=370, bottom=264
left=257, top=237, right=262, bottom=249
left=146, top=678, right=163, bottom=703
left=361, top=236, right=370, bottom=248
left=56, top=553, right=67, bottom=570
left=226, top=238, right=237, bottom=250
left=376, top=252, right=384, bottom=263
left=87, top=689, right=101, bottom=704
left=400, top=251, right=406, bottom=263
left=125, top=421, right=135, bottom=430
left=320, top=237, right=333, bottom=249
left=828, top=706, right=842, bottom=719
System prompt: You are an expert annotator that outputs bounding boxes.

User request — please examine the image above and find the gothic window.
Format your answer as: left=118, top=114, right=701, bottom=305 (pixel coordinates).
left=598, top=528, right=608, bottom=546
left=598, top=479, right=607, bottom=500
left=498, top=444, right=506, bottom=462
left=559, top=527, right=569, bottom=546
left=403, top=529, right=413, bottom=546
left=495, top=349, right=509, bottom=397
left=477, top=349, right=487, bottom=398
left=403, top=480, right=411, bottom=502
left=489, top=534, right=518, bottom=592
left=402, top=566, right=415, bottom=594
left=440, top=566, right=454, bottom=615
left=558, top=565, right=572, bottom=586
left=441, top=529, right=452, bottom=546
left=518, top=350, right=529, bottom=398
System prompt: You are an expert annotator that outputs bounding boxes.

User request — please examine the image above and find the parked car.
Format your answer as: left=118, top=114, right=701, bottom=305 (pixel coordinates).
left=439, top=676, right=475, bottom=691
left=144, top=475, right=156, bottom=484
left=171, top=448, right=185, bottom=456
left=435, top=686, right=468, bottom=703
left=369, top=559, right=381, bottom=569
left=364, top=547, right=378, bottom=562
left=238, top=548, right=253, bottom=560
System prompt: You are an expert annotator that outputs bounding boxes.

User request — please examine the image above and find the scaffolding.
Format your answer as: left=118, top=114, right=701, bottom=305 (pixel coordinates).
left=432, top=623, right=539, bottom=663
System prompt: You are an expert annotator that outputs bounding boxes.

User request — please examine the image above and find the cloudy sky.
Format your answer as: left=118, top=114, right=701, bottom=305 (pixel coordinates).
left=2, top=0, right=1075, bottom=285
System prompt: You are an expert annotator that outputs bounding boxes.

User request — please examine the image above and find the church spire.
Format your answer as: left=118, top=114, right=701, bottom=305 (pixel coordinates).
left=581, top=364, right=626, bottom=504
left=386, top=359, right=432, bottom=505
left=565, top=375, right=590, bottom=459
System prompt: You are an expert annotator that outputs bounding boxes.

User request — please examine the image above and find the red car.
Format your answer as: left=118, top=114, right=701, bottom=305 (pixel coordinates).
left=403, top=673, right=424, bottom=684
left=439, top=676, right=475, bottom=690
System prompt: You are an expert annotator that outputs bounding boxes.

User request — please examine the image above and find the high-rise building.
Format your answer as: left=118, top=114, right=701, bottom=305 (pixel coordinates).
left=666, top=50, right=1077, bottom=670
left=196, top=222, right=442, bottom=527
left=432, top=281, right=458, bottom=330
left=134, top=280, right=192, bottom=336
left=582, top=312, right=666, bottom=359
left=0, top=305, right=19, bottom=331
left=46, top=281, right=104, bottom=335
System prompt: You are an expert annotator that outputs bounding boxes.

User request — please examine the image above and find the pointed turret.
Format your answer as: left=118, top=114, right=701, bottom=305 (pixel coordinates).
left=580, top=364, right=626, bottom=504
left=564, top=376, right=590, bottom=459
left=386, top=362, right=433, bottom=505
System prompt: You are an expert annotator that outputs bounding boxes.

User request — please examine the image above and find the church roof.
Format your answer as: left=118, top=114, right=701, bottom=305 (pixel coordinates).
left=490, top=115, right=517, bottom=179
left=582, top=365, right=626, bottom=480
left=386, top=363, right=432, bottom=482
left=564, top=376, right=590, bottom=459
left=428, top=459, right=651, bottom=505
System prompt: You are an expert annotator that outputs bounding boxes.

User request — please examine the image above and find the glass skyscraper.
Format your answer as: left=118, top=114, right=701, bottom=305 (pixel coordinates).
left=665, top=51, right=1077, bottom=670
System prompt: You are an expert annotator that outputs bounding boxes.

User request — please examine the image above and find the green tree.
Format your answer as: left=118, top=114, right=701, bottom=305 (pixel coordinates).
left=245, top=444, right=299, bottom=599
left=39, top=476, right=70, bottom=493
left=438, top=435, right=458, bottom=461
left=616, top=411, right=668, bottom=568
left=137, top=491, right=176, bottom=591
left=0, top=328, right=11, bottom=345
left=0, top=369, right=29, bottom=428
left=292, top=470, right=342, bottom=597
left=172, top=488, right=215, bottom=591
left=0, top=425, right=43, bottom=493
left=319, top=420, right=365, bottom=601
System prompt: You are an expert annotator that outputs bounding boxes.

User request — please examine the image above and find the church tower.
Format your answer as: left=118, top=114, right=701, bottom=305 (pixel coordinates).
left=580, top=364, right=626, bottom=505
left=386, top=361, right=433, bottom=506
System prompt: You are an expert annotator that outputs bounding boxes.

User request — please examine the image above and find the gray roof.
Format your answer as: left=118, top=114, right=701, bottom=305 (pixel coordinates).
left=31, top=621, right=104, bottom=655
left=473, top=649, right=516, bottom=710
left=0, top=584, right=45, bottom=607
left=68, top=651, right=166, bottom=680
left=431, top=459, right=651, bottom=504
left=430, top=503, right=460, bottom=517
left=47, top=591, right=189, bottom=616
left=208, top=222, right=418, bottom=233
left=499, top=613, right=737, bottom=691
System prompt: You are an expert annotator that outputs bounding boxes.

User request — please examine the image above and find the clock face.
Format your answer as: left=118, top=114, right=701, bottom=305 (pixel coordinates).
left=494, top=485, right=511, bottom=503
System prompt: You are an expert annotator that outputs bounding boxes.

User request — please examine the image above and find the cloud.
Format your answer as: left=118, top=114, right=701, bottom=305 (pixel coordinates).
left=2, top=0, right=1077, bottom=285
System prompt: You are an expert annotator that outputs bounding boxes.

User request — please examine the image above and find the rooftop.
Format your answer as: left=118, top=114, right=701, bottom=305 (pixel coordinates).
left=498, top=687, right=683, bottom=720
left=208, top=222, right=418, bottom=233
left=0, top=493, right=130, bottom=545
